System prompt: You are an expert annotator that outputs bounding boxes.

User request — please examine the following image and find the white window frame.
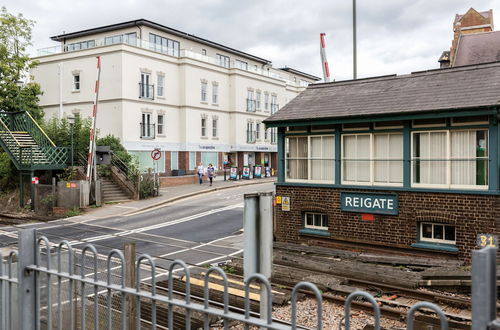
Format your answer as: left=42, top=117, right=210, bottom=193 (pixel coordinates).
left=419, top=222, right=456, bottom=245
left=216, top=53, right=230, bottom=68
left=157, top=114, right=164, bottom=136
left=171, top=151, right=179, bottom=170
left=256, top=91, right=261, bottom=110
left=201, top=118, right=207, bottom=137
left=72, top=74, right=80, bottom=91
left=201, top=82, right=207, bottom=102
left=212, top=84, right=218, bottom=104
left=304, top=212, right=328, bottom=231
left=285, top=135, right=335, bottom=184
left=411, top=129, right=489, bottom=190
left=341, top=132, right=404, bottom=187
left=256, top=123, right=261, bottom=140
left=157, top=75, right=165, bottom=97
left=212, top=118, right=218, bottom=138
left=264, top=93, right=269, bottom=110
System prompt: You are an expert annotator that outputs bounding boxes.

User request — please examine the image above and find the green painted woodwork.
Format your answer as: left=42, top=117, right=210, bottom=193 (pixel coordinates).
left=0, top=111, right=69, bottom=171
left=410, top=242, right=459, bottom=253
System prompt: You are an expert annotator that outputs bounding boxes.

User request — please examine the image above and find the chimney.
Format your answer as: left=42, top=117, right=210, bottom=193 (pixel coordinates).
left=450, top=21, right=461, bottom=65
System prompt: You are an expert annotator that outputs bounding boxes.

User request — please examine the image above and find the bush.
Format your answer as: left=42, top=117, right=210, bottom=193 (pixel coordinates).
left=139, top=174, right=156, bottom=199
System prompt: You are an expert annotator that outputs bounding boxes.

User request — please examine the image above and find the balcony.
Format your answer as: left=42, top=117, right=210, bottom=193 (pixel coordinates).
left=271, top=103, right=279, bottom=114
left=140, top=123, right=156, bottom=139
left=246, top=130, right=256, bottom=143
left=139, top=83, right=155, bottom=100
left=246, top=99, right=256, bottom=112
left=37, top=40, right=307, bottom=88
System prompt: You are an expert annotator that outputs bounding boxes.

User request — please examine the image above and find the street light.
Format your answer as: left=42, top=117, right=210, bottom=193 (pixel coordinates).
left=67, top=115, right=75, bottom=167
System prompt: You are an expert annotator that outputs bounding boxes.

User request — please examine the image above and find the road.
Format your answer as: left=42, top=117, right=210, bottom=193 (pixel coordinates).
left=0, top=182, right=274, bottom=276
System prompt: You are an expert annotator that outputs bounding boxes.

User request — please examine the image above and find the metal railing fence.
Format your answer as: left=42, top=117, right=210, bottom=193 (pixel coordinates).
left=0, top=229, right=498, bottom=330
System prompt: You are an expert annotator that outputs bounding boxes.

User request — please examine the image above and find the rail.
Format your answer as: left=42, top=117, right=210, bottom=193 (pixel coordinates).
left=6, top=229, right=499, bottom=329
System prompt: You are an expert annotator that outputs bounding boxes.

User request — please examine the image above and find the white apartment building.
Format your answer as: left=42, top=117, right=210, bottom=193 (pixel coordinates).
left=33, top=19, right=320, bottom=175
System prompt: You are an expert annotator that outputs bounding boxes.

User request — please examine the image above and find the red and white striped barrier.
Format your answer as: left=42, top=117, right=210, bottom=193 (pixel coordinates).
left=86, top=56, right=101, bottom=181
left=320, top=33, right=331, bottom=82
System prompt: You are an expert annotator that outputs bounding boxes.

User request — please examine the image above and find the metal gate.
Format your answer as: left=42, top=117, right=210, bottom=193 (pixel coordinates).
left=0, top=229, right=498, bottom=329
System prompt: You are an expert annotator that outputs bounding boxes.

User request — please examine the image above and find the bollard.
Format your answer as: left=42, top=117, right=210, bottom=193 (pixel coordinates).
left=471, top=246, right=497, bottom=330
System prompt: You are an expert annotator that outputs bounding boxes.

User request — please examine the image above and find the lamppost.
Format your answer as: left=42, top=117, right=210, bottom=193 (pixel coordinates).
left=68, top=116, right=75, bottom=167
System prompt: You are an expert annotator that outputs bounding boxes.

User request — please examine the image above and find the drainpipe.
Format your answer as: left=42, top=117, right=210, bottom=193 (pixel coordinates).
left=58, top=62, right=63, bottom=119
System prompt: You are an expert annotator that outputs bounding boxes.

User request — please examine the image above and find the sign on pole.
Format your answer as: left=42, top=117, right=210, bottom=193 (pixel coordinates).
left=31, top=177, right=39, bottom=185
left=151, top=148, right=161, bottom=161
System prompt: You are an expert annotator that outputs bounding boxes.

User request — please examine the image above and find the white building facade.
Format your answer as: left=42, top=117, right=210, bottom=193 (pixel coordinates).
left=33, top=19, right=320, bottom=175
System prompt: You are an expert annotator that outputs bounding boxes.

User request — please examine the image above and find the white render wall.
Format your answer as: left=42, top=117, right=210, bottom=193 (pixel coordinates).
left=33, top=23, right=318, bottom=169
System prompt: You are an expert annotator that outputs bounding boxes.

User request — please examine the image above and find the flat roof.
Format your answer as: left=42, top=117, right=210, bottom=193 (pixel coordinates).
left=51, top=19, right=273, bottom=65
left=264, top=61, right=500, bottom=124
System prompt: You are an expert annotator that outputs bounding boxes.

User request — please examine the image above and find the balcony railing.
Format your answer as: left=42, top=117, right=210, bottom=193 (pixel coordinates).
left=37, top=40, right=308, bottom=88
left=271, top=103, right=279, bottom=114
left=246, top=99, right=256, bottom=112
left=246, top=130, right=256, bottom=143
left=140, top=123, right=156, bottom=139
left=139, top=83, right=155, bottom=100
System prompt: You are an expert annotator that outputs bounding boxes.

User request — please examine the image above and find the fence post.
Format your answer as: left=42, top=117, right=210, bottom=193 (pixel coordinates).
left=17, top=229, right=37, bottom=330
left=125, top=242, right=136, bottom=330
left=471, top=246, right=497, bottom=330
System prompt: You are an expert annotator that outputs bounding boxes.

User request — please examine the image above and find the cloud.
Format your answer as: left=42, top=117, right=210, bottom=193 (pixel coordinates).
left=6, top=0, right=500, bottom=81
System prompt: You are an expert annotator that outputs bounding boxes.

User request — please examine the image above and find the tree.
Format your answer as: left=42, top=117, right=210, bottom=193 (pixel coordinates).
left=0, top=7, right=43, bottom=120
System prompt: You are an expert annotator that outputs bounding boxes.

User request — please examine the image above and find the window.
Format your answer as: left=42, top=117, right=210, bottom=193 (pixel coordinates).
left=304, top=212, right=328, bottom=230
left=201, top=152, right=218, bottom=168
left=235, top=60, right=248, bottom=70
left=73, top=74, right=80, bottom=91
left=141, top=113, right=154, bottom=139
left=212, top=84, right=218, bottom=104
left=264, top=93, right=269, bottom=110
left=256, top=123, right=261, bottom=140
left=256, top=91, right=261, bottom=110
left=247, top=122, right=255, bottom=143
left=271, top=95, right=278, bottom=114
left=271, top=127, right=277, bottom=144
left=212, top=118, right=218, bottom=138
left=149, top=33, right=180, bottom=57
left=286, top=135, right=335, bottom=182
left=157, top=75, right=165, bottom=97
left=420, top=222, right=456, bottom=244
left=451, top=115, right=489, bottom=126
left=201, top=118, right=207, bottom=137
left=201, top=82, right=207, bottom=102
left=412, top=129, right=488, bottom=188
left=65, top=40, right=95, bottom=51
left=139, top=73, right=153, bottom=99
left=104, top=32, right=137, bottom=46
left=189, top=152, right=196, bottom=170
left=171, top=151, right=178, bottom=170
left=246, top=90, right=255, bottom=112
left=157, top=114, right=164, bottom=135
left=216, top=54, right=230, bottom=68
left=342, top=133, right=403, bottom=185
left=202, top=49, right=207, bottom=56
left=264, top=128, right=269, bottom=140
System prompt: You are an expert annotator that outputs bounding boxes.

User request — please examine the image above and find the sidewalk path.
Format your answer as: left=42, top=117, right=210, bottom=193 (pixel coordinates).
left=76, top=176, right=276, bottom=221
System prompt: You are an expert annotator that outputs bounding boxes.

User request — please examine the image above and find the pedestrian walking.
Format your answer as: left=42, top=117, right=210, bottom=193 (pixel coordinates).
left=197, top=162, right=205, bottom=184
left=207, top=163, right=215, bottom=186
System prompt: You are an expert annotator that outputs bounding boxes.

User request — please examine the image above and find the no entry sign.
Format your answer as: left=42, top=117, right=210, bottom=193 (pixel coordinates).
left=31, top=177, right=39, bottom=184
left=151, top=148, right=161, bottom=161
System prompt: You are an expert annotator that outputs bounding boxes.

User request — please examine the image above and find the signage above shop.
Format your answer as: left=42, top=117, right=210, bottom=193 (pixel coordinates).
left=340, top=192, right=398, bottom=215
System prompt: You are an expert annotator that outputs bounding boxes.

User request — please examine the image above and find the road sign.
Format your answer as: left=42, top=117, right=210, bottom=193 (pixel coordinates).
left=282, top=196, right=290, bottom=211
left=31, top=177, right=39, bottom=184
left=151, top=148, right=161, bottom=161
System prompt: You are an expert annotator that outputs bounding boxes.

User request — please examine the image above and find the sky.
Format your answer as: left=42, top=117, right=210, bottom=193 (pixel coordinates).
left=6, top=0, right=500, bottom=81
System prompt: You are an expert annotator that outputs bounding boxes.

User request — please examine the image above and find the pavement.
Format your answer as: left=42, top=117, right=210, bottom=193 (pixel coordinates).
left=77, top=175, right=276, bottom=221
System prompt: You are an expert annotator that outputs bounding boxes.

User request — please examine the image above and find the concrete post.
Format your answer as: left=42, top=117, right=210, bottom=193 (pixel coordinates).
left=17, top=229, right=36, bottom=330
left=258, top=192, right=273, bottom=329
left=471, top=246, right=497, bottom=330
left=243, top=193, right=259, bottom=279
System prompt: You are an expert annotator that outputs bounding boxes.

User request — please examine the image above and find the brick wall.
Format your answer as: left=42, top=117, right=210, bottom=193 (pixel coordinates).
left=159, top=175, right=198, bottom=187
left=164, top=151, right=172, bottom=176
left=275, top=185, right=500, bottom=262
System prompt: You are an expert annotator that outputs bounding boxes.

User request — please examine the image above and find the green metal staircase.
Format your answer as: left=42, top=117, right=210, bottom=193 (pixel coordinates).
left=0, top=111, right=69, bottom=171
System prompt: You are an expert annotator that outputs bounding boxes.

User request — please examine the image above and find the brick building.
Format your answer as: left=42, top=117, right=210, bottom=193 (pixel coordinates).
left=264, top=62, right=500, bottom=262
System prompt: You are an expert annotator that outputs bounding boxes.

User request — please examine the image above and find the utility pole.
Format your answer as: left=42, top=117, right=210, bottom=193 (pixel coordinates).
left=353, top=0, right=357, bottom=79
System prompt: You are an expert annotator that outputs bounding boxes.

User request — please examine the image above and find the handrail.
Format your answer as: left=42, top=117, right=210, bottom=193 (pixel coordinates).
left=0, top=116, right=21, bottom=147
left=25, top=111, right=56, bottom=147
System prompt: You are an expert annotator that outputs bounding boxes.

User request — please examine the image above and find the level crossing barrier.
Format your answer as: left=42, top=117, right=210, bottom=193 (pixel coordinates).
left=0, top=229, right=497, bottom=329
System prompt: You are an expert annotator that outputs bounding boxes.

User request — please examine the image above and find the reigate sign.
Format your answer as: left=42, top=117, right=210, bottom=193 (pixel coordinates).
left=340, top=192, right=399, bottom=215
